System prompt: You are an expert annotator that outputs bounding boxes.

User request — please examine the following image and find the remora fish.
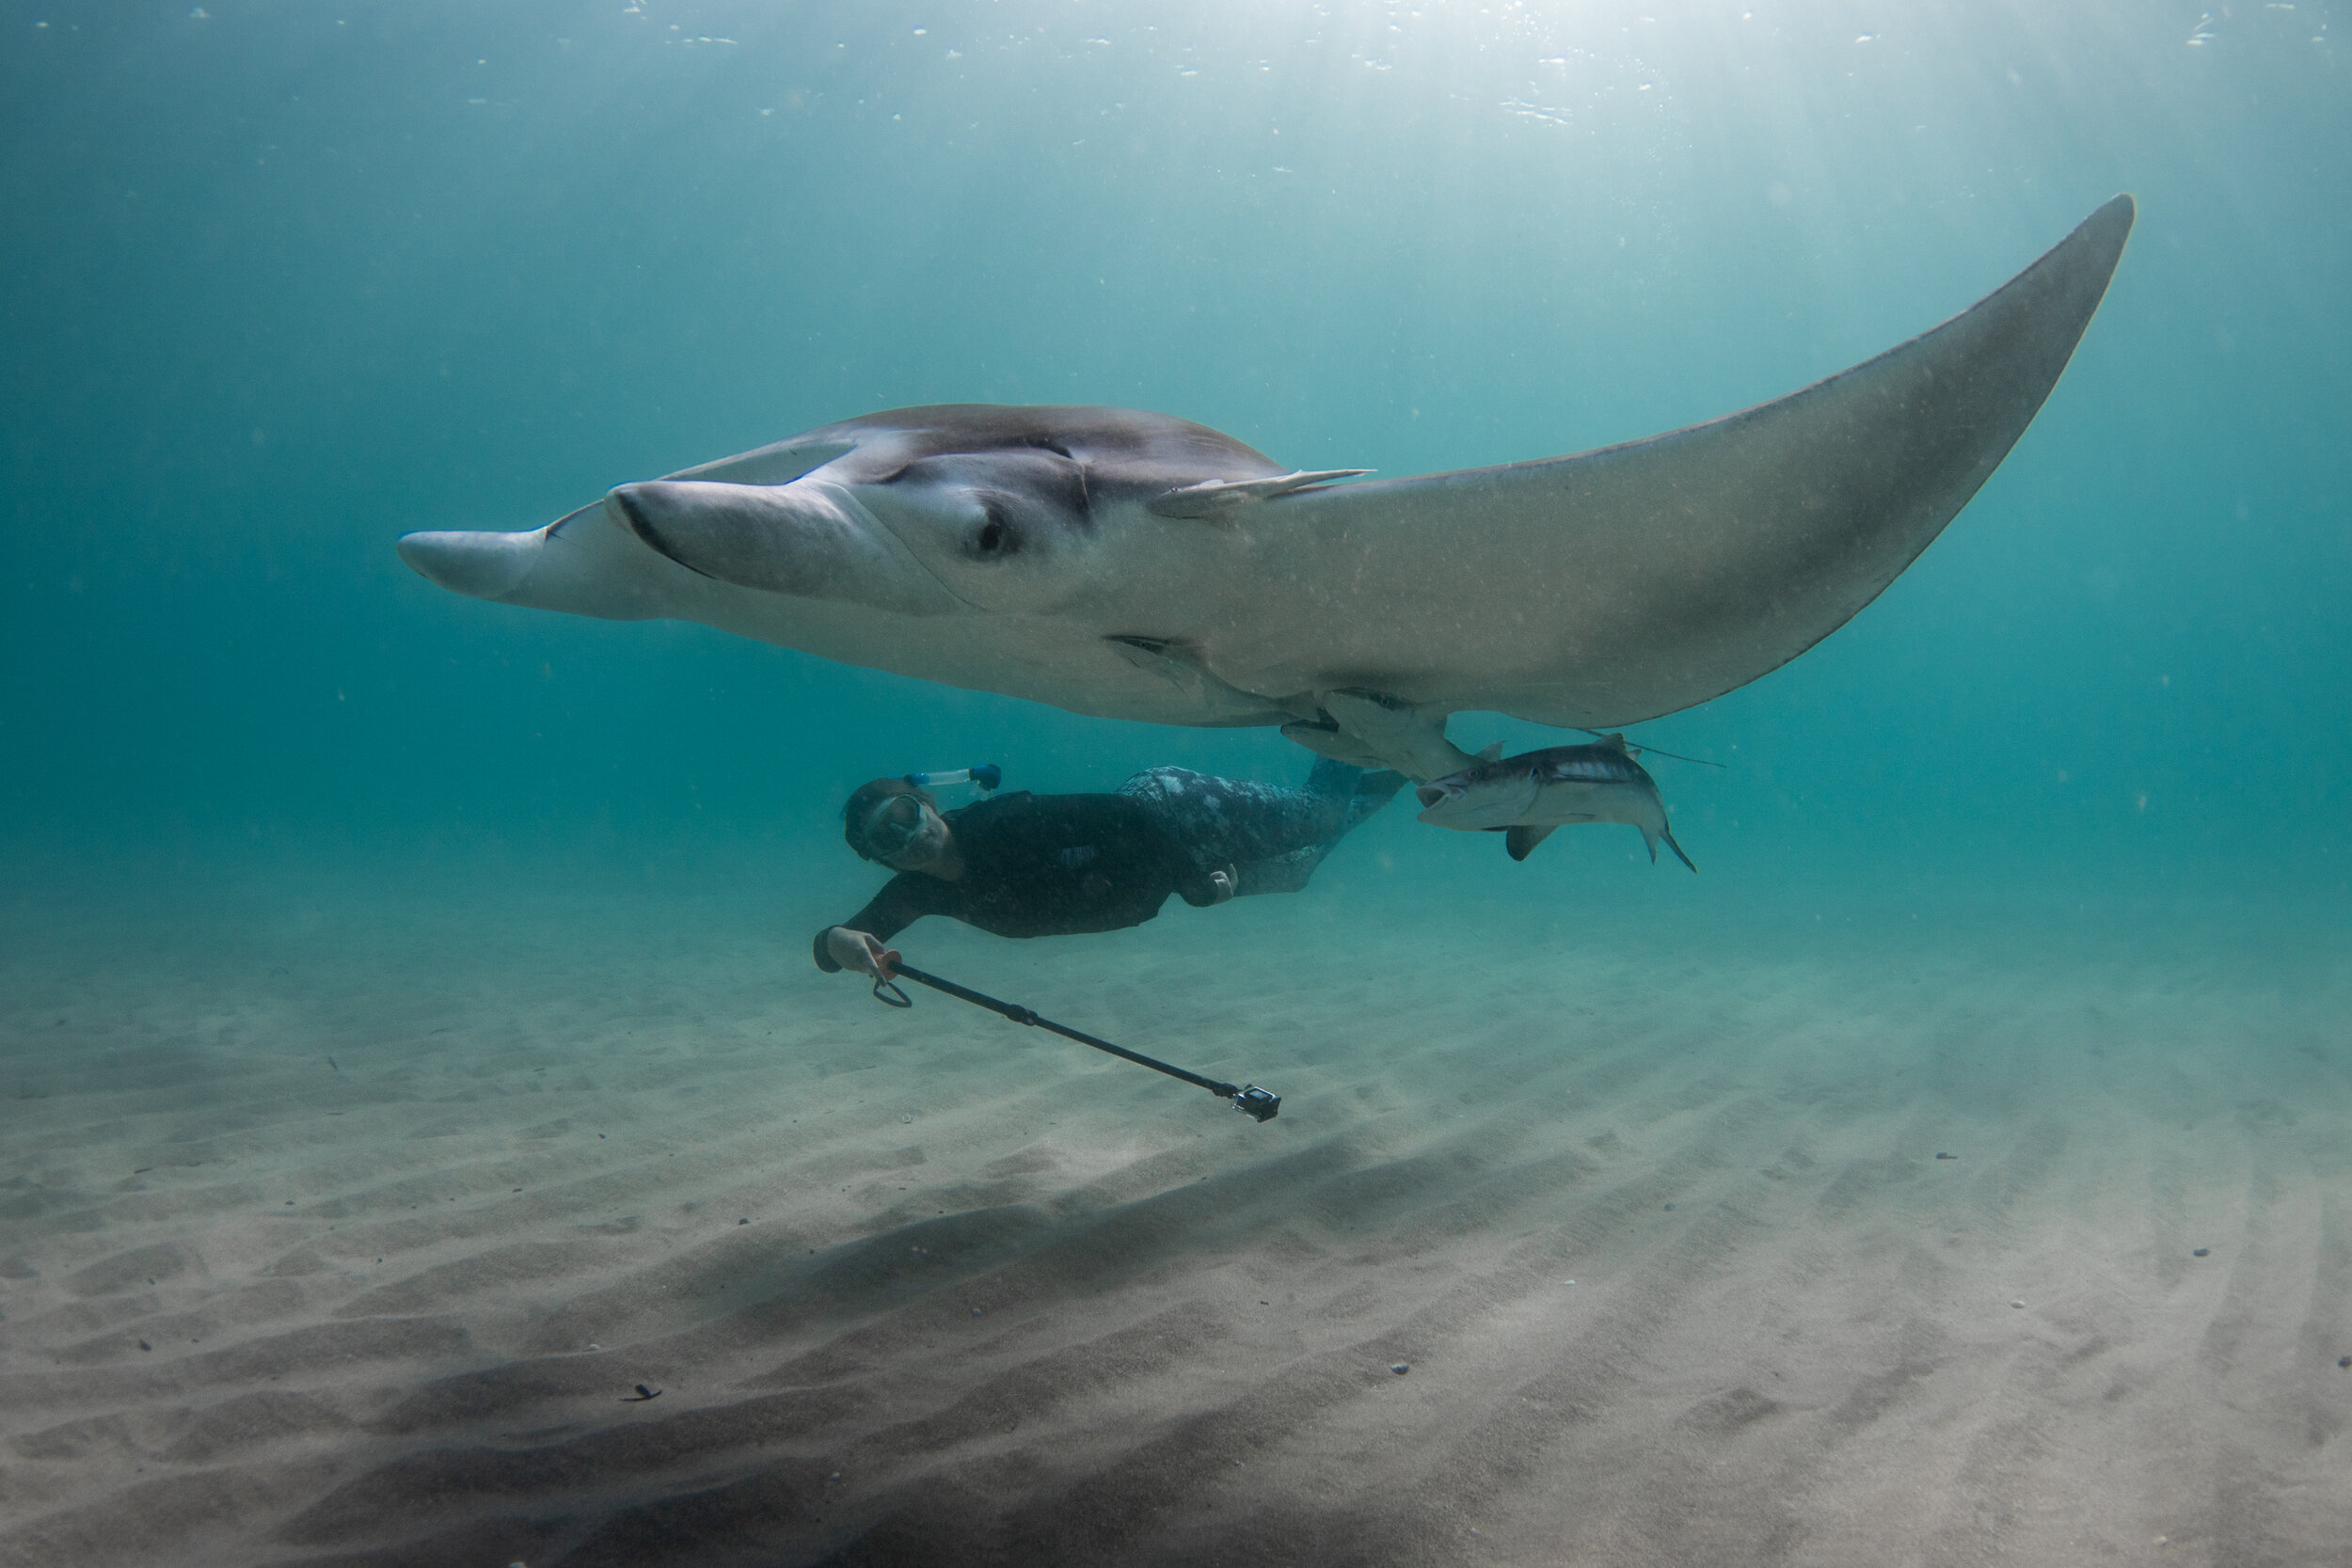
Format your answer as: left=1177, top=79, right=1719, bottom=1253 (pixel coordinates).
left=1415, top=736, right=1696, bottom=868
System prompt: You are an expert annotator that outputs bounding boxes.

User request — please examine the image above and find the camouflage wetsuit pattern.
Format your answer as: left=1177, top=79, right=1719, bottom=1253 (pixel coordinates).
left=1117, top=759, right=1404, bottom=895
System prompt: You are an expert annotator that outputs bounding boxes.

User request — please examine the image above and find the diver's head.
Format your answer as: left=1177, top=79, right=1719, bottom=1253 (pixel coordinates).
left=842, top=778, right=950, bottom=870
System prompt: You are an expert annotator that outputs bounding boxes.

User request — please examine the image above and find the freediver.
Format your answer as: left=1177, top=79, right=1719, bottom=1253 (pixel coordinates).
left=814, top=760, right=1402, bottom=981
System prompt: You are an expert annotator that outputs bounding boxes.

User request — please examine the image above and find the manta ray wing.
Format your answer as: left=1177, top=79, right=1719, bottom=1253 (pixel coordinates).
left=1215, top=195, right=2135, bottom=729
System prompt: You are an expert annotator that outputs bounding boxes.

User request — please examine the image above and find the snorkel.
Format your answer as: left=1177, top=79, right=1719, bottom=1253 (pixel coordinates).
left=900, top=764, right=1001, bottom=792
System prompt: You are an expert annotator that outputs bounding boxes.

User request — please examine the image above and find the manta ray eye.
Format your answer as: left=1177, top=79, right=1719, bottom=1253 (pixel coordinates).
left=974, top=504, right=1013, bottom=558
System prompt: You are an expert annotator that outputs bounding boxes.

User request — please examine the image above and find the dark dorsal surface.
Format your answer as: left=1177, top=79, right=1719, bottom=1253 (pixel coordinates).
left=800, top=404, right=1292, bottom=501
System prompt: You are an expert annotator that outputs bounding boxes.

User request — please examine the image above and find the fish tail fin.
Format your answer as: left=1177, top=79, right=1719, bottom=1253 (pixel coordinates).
left=1662, top=827, right=1697, bottom=872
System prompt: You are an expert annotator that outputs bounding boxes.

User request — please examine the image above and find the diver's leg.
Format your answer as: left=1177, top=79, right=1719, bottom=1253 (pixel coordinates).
left=1232, top=844, right=1327, bottom=896
left=1325, top=760, right=1406, bottom=835
left=1231, top=763, right=1403, bottom=893
left=1120, top=768, right=1279, bottom=873
left=1120, top=767, right=1344, bottom=869
left=1120, top=763, right=1404, bottom=895
left=1303, top=756, right=1361, bottom=800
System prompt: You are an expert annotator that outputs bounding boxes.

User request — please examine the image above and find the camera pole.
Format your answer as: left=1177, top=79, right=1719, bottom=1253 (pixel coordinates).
left=869, top=963, right=1280, bottom=1123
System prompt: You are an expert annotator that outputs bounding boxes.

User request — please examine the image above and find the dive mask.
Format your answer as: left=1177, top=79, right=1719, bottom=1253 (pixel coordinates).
left=856, top=794, right=930, bottom=863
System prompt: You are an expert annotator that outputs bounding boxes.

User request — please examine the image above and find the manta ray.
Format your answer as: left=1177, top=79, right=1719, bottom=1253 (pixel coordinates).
left=399, top=196, right=2134, bottom=781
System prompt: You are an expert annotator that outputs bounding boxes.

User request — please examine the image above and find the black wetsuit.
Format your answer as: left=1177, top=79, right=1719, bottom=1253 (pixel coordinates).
left=812, top=791, right=1224, bottom=969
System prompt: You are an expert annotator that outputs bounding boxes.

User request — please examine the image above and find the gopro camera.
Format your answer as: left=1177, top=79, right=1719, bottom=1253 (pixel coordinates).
left=1230, top=1085, right=1281, bottom=1123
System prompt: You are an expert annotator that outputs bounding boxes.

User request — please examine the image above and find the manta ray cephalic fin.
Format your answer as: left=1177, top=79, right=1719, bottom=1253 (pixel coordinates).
left=660, top=438, right=855, bottom=486
left=1147, top=468, right=1372, bottom=519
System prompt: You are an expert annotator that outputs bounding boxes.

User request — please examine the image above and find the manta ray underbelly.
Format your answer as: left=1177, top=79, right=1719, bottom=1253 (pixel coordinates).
left=396, top=197, right=2135, bottom=781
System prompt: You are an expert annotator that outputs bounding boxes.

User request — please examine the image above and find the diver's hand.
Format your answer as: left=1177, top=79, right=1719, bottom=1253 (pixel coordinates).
left=1208, top=864, right=1239, bottom=904
left=826, top=927, right=900, bottom=980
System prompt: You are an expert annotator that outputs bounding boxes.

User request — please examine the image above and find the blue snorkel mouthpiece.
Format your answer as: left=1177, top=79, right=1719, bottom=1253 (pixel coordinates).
left=901, top=764, right=1002, bottom=792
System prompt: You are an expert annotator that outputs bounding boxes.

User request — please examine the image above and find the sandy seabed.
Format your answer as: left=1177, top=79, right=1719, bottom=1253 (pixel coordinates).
left=3, top=863, right=2348, bottom=1568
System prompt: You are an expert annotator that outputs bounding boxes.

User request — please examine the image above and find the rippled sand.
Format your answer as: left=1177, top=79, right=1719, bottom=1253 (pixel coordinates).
left=4, top=865, right=2347, bottom=1566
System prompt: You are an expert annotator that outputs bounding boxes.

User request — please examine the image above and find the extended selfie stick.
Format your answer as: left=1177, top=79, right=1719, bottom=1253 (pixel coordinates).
left=869, top=963, right=1280, bottom=1123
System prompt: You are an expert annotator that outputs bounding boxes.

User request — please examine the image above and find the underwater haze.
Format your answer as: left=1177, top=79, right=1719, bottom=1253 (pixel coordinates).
left=4, top=3, right=2350, bottom=1565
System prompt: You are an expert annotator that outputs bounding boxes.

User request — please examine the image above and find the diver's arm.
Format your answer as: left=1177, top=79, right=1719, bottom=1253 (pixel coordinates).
left=1057, top=795, right=1233, bottom=910
left=818, top=927, right=899, bottom=980
left=1143, top=817, right=1234, bottom=908
left=811, top=877, right=943, bottom=973
left=1173, top=863, right=1238, bottom=907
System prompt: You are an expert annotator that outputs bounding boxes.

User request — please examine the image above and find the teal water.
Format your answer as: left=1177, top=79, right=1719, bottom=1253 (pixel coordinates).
left=7, top=0, right=2345, bottom=890
left=3, top=4, right=2349, bottom=1563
